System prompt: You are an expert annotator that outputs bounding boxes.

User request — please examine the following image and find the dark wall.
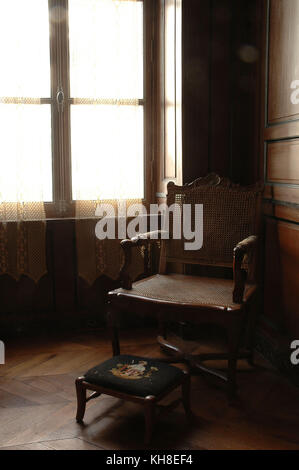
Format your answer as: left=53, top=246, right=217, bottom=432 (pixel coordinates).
left=182, top=0, right=261, bottom=185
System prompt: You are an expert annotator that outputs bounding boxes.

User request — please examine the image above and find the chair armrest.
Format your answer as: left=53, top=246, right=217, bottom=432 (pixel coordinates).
left=120, top=230, right=168, bottom=289
left=121, top=230, right=168, bottom=249
left=233, top=235, right=258, bottom=303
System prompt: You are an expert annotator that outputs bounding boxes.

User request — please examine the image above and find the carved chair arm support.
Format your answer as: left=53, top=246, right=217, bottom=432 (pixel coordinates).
left=233, top=235, right=258, bottom=303
left=120, top=230, right=168, bottom=289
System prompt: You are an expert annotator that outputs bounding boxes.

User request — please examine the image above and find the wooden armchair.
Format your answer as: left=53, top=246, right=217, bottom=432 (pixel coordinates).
left=107, top=174, right=263, bottom=401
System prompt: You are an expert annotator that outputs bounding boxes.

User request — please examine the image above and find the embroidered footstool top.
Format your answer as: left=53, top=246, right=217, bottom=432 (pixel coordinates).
left=84, top=355, right=184, bottom=397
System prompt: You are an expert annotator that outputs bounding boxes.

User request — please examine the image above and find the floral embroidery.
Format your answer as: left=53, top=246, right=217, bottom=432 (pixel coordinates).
left=110, top=360, right=159, bottom=380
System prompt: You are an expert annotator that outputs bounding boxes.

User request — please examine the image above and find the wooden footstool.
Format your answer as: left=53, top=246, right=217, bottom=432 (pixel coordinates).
left=75, top=354, right=191, bottom=445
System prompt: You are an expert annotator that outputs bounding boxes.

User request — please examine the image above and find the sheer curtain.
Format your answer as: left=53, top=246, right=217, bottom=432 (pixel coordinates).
left=0, top=0, right=145, bottom=282
left=0, top=101, right=50, bottom=221
left=0, top=0, right=51, bottom=221
left=0, top=0, right=49, bottom=281
left=71, top=0, right=146, bottom=283
left=69, top=0, right=144, bottom=218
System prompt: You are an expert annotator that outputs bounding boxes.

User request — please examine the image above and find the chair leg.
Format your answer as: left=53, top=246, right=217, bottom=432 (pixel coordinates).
left=75, top=378, right=87, bottom=423
left=227, top=318, right=244, bottom=403
left=144, top=396, right=156, bottom=445
left=107, top=304, right=120, bottom=356
left=182, top=370, right=192, bottom=418
left=158, top=319, right=167, bottom=340
left=247, top=350, right=255, bottom=367
left=245, top=300, right=258, bottom=367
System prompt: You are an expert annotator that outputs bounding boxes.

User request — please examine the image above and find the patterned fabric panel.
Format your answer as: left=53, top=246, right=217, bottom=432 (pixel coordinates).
left=84, top=355, right=183, bottom=397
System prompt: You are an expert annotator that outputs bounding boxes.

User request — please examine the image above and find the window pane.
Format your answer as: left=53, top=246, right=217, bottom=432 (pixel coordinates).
left=0, top=0, right=50, bottom=97
left=71, top=105, right=144, bottom=200
left=69, top=0, right=143, bottom=99
left=0, top=104, right=52, bottom=202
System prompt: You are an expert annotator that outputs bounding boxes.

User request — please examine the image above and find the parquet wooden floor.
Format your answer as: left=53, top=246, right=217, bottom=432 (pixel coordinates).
left=0, top=328, right=299, bottom=450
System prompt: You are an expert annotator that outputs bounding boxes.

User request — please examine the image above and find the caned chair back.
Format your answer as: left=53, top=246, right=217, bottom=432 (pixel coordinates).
left=159, top=173, right=263, bottom=271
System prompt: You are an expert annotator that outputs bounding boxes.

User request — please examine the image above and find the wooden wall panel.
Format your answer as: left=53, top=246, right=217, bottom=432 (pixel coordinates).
left=230, top=0, right=262, bottom=185
left=264, top=184, right=299, bottom=205
left=182, top=0, right=211, bottom=183
left=277, top=221, right=299, bottom=336
left=261, top=0, right=299, bottom=345
left=263, top=218, right=285, bottom=330
left=267, top=140, right=299, bottom=184
left=268, top=0, right=299, bottom=124
left=264, top=206, right=299, bottom=234
left=182, top=0, right=261, bottom=186
left=264, top=219, right=299, bottom=337
left=209, top=0, right=232, bottom=177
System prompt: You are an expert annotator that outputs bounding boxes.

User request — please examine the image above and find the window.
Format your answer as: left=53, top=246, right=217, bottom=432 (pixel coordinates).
left=0, top=0, right=52, bottom=203
left=0, top=0, right=154, bottom=216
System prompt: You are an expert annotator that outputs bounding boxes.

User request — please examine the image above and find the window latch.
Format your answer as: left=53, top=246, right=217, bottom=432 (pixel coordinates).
left=56, top=88, right=64, bottom=113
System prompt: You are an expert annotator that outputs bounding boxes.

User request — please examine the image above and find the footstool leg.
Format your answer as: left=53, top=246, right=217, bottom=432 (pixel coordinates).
left=76, top=377, right=87, bottom=423
left=182, top=370, right=192, bottom=418
left=144, top=395, right=156, bottom=445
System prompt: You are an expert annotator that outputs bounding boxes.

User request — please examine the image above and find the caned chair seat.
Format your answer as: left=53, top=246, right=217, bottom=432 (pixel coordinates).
left=112, top=274, right=256, bottom=310
left=83, top=354, right=184, bottom=397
